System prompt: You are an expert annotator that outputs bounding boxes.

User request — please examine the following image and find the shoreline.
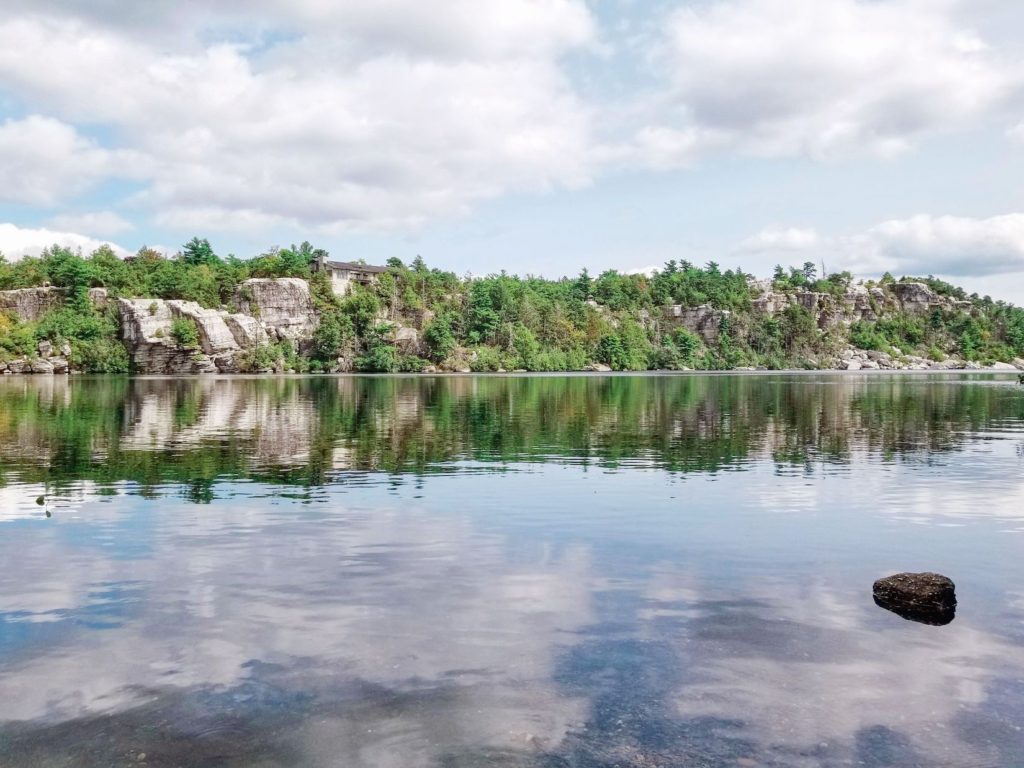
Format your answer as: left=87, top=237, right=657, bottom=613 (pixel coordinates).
left=2, top=368, right=1022, bottom=381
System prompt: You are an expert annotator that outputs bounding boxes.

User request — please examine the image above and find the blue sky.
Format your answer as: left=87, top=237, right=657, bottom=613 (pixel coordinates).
left=2, top=0, right=1024, bottom=300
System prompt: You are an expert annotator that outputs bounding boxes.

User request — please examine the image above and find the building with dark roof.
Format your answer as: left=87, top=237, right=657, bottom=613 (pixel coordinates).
left=311, top=255, right=388, bottom=297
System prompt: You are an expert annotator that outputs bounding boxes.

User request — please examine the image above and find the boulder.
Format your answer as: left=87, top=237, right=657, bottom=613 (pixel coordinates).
left=873, top=572, right=956, bottom=626
left=30, top=358, right=54, bottom=374
left=585, top=363, right=613, bottom=372
left=389, top=325, right=422, bottom=354
left=845, top=360, right=862, bottom=371
left=50, top=357, right=69, bottom=374
left=88, top=287, right=109, bottom=309
left=6, top=358, right=29, bottom=374
left=989, top=361, right=1017, bottom=371
left=37, top=340, right=53, bottom=358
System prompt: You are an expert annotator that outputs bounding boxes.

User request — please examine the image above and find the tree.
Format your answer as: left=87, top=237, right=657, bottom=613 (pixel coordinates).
left=181, top=237, right=219, bottom=267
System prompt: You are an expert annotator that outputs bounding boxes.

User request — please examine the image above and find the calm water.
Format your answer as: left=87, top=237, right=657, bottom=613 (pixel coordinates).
left=1, top=374, right=1023, bottom=767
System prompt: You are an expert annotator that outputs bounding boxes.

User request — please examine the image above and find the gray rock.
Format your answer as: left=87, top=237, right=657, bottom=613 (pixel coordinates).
left=88, top=287, right=108, bottom=308
left=50, top=357, right=69, bottom=374
left=6, top=358, right=29, bottom=374
left=223, top=314, right=267, bottom=349
left=893, top=282, right=939, bottom=315
left=30, top=358, right=54, bottom=374
left=37, top=340, right=53, bottom=358
left=389, top=325, right=422, bottom=354
left=235, top=278, right=316, bottom=342
left=873, top=572, right=956, bottom=625
left=663, top=304, right=728, bottom=344
left=166, top=301, right=240, bottom=355
left=0, top=287, right=65, bottom=322
left=989, top=361, right=1017, bottom=371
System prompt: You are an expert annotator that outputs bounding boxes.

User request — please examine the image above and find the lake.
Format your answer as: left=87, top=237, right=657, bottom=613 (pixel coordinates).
left=0, top=373, right=1022, bottom=767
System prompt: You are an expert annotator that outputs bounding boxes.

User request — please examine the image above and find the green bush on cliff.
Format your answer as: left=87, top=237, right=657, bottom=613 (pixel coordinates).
left=170, top=318, right=200, bottom=349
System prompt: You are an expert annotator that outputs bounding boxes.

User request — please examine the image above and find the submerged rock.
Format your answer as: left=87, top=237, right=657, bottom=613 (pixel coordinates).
left=873, top=572, right=956, bottom=625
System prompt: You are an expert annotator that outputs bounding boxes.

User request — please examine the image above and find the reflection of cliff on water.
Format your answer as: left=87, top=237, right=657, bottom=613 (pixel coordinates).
left=0, top=374, right=1021, bottom=494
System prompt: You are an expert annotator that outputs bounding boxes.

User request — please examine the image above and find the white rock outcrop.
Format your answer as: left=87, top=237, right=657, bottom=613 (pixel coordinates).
left=235, top=278, right=316, bottom=343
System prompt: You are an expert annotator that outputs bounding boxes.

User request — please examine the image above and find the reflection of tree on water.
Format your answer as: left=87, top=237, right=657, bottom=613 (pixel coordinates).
left=0, top=375, right=1021, bottom=498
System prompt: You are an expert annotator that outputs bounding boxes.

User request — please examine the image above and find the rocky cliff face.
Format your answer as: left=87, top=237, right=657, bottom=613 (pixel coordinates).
left=117, top=279, right=319, bottom=374
left=235, top=278, right=316, bottom=343
left=662, top=304, right=730, bottom=343
left=118, top=298, right=287, bottom=374
left=0, top=287, right=66, bottom=322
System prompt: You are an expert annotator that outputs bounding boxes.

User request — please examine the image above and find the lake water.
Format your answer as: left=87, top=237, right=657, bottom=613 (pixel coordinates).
left=1, top=373, right=1023, bottom=767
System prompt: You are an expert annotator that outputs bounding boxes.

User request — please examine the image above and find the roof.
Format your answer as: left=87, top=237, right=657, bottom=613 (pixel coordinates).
left=322, top=260, right=388, bottom=274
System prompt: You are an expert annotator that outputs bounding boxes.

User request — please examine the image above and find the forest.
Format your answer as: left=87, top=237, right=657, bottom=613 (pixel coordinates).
left=1, top=238, right=1023, bottom=374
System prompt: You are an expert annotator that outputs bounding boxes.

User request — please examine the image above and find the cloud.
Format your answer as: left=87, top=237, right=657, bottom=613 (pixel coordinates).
left=0, top=223, right=131, bottom=261
left=0, top=3, right=598, bottom=232
left=740, top=227, right=821, bottom=252
left=47, top=211, right=134, bottom=237
left=638, top=0, right=1017, bottom=164
left=854, top=213, right=1024, bottom=277
left=0, top=1, right=1019, bottom=237
left=0, top=116, right=140, bottom=206
left=740, top=213, right=1024, bottom=282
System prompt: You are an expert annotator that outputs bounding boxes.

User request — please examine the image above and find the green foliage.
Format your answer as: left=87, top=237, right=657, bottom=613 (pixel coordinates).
left=423, top=313, right=458, bottom=362
left=71, top=337, right=130, bottom=374
left=3, top=242, right=1024, bottom=374
left=181, top=237, right=219, bottom=267
left=0, top=313, right=35, bottom=360
left=170, top=317, right=201, bottom=349
left=470, top=346, right=502, bottom=372
left=312, top=311, right=352, bottom=363
left=355, top=324, right=400, bottom=372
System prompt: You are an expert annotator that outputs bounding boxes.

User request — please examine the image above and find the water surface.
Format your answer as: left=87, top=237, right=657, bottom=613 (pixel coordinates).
left=1, top=374, right=1023, bottom=767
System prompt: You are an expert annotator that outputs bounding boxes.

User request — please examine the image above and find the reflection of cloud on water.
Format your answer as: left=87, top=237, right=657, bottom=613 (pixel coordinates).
left=0, top=494, right=593, bottom=765
left=637, top=571, right=1024, bottom=766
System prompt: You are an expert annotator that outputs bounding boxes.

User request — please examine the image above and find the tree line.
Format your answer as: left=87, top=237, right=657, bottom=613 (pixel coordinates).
left=1, top=240, right=1023, bottom=373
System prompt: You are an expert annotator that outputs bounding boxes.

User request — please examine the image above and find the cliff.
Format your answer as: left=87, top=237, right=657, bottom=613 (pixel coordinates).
left=1, top=251, right=1023, bottom=375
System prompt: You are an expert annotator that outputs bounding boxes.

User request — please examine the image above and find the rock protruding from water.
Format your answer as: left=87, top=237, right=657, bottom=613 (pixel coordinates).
left=873, top=572, right=956, bottom=625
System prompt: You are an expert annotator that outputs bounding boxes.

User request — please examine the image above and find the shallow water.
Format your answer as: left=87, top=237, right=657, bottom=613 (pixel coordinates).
left=0, top=373, right=1023, bottom=767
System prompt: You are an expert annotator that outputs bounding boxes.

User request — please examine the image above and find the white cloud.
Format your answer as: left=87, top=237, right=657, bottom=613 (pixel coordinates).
left=0, top=223, right=131, bottom=261
left=0, top=4, right=598, bottom=232
left=741, top=227, right=821, bottom=252
left=0, top=0, right=1020, bottom=242
left=740, top=213, right=1024, bottom=290
left=48, top=211, right=134, bottom=237
left=0, top=116, right=139, bottom=206
left=854, top=213, right=1024, bottom=277
left=639, top=0, right=1017, bottom=164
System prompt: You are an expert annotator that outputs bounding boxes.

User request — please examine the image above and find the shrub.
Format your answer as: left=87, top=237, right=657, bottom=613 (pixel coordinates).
left=470, top=346, right=502, bottom=372
left=170, top=318, right=201, bottom=349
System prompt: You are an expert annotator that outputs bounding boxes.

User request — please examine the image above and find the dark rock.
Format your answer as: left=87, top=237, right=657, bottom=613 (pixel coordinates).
left=873, top=572, right=956, bottom=625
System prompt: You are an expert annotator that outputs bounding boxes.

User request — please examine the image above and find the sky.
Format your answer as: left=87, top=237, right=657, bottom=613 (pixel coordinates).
left=2, top=0, right=1024, bottom=301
